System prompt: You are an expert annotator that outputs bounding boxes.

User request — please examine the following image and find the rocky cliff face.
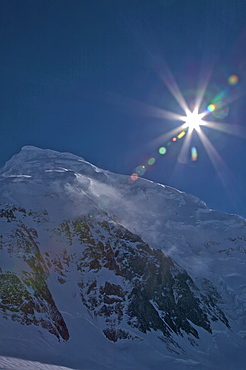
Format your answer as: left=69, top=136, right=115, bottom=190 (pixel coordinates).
left=0, top=203, right=231, bottom=347
left=0, top=146, right=246, bottom=369
left=0, top=205, right=69, bottom=341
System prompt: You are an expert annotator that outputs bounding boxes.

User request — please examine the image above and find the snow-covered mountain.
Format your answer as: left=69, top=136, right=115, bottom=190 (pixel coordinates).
left=0, top=146, right=246, bottom=369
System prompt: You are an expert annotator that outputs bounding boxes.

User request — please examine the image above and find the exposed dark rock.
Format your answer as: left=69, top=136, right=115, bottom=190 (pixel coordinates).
left=69, top=215, right=229, bottom=343
left=0, top=208, right=230, bottom=347
left=103, top=328, right=139, bottom=342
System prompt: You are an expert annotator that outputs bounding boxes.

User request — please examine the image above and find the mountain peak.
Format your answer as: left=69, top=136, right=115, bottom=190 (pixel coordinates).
left=21, top=145, right=46, bottom=151
left=20, top=145, right=84, bottom=159
left=0, top=146, right=246, bottom=369
left=0, top=145, right=89, bottom=178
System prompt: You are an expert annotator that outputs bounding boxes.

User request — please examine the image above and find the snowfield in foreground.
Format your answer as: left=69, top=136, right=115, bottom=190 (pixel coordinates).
left=0, top=146, right=246, bottom=369
left=0, top=356, right=74, bottom=370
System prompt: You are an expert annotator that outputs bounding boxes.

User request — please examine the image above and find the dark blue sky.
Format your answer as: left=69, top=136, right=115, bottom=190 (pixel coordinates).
left=1, top=0, right=246, bottom=217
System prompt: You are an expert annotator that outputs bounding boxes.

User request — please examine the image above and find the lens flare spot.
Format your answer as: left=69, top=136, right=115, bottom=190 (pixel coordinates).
left=130, top=173, right=138, bottom=181
left=159, top=147, right=167, bottom=155
left=148, top=157, right=156, bottom=165
left=191, top=146, right=198, bottom=161
left=228, top=74, right=239, bottom=85
left=177, top=131, right=186, bottom=139
left=172, top=137, right=177, bottom=142
left=136, top=165, right=146, bottom=176
left=207, top=104, right=216, bottom=112
left=212, top=101, right=229, bottom=119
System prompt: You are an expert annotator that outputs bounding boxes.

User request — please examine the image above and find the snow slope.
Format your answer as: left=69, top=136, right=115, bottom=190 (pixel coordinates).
left=0, top=356, right=74, bottom=370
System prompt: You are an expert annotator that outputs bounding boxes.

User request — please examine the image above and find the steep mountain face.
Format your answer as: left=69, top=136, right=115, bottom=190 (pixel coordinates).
left=0, top=146, right=246, bottom=369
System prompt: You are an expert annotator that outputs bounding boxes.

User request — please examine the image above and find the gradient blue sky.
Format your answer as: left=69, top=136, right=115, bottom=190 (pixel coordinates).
left=1, top=0, right=246, bottom=217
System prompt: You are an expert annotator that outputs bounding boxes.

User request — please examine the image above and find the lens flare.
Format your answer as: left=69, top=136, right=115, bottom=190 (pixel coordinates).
left=207, top=104, right=215, bottom=112
left=228, top=74, right=239, bottom=85
left=159, top=147, right=167, bottom=154
left=148, top=157, right=156, bottom=165
left=127, top=61, right=244, bottom=192
left=177, top=131, right=186, bottom=139
left=212, top=101, right=229, bottom=119
left=191, top=146, right=198, bottom=161
left=136, top=165, right=146, bottom=176
left=130, top=173, right=138, bottom=181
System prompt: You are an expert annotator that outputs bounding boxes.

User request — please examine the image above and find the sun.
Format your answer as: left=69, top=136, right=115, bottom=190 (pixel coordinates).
left=125, top=61, right=244, bottom=195
left=183, top=109, right=204, bottom=131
